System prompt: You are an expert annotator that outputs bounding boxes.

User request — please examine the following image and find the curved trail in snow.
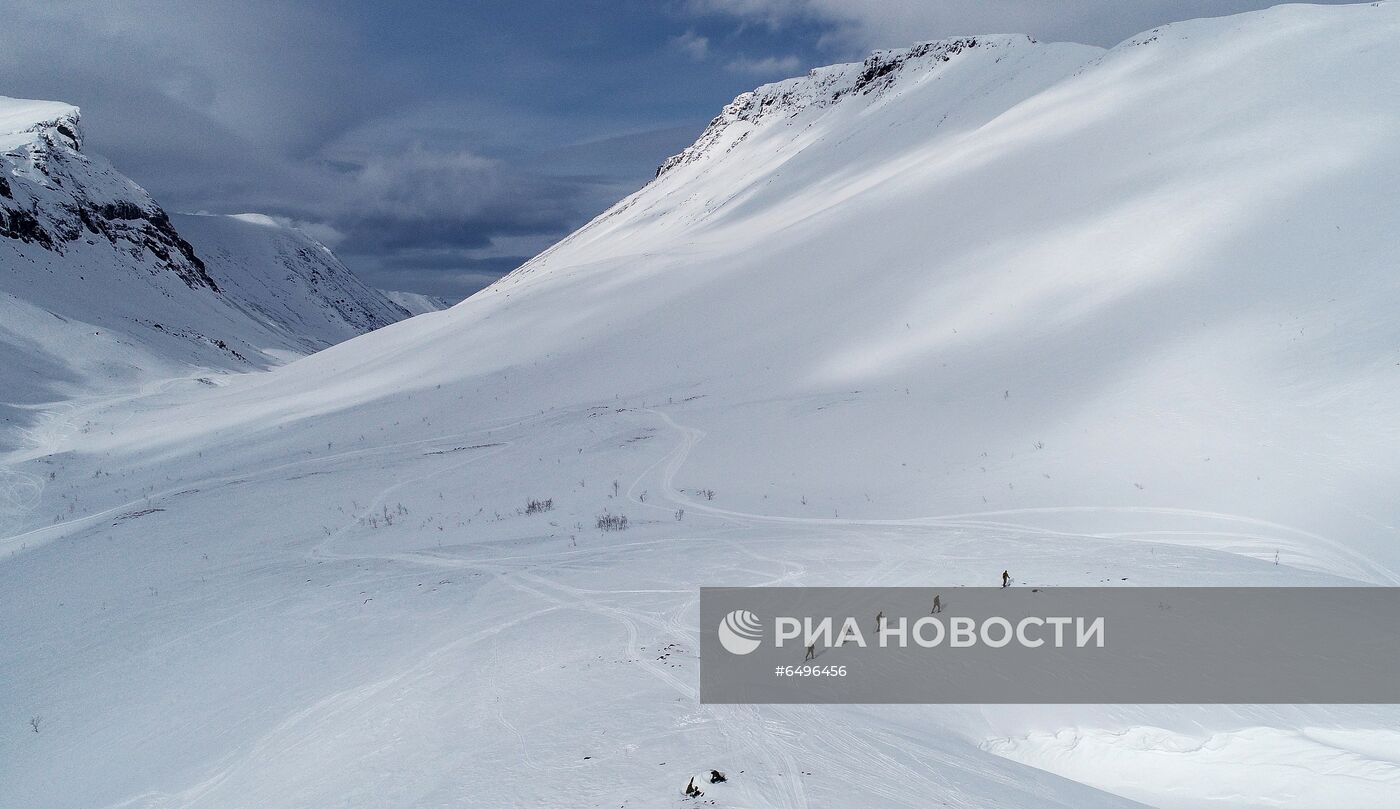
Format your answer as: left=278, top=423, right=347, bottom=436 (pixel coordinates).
left=635, top=407, right=1398, bottom=585
left=24, top=394, right=1394, bottom=809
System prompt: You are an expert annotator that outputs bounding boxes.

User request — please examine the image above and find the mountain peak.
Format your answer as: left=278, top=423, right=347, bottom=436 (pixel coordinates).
left=656, top=35, right=1041, bottom=178
left=0, top=95, right=82, bottom=151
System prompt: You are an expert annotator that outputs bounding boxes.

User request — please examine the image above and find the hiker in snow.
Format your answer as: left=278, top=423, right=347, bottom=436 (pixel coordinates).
left=805, top=643, right=816, bottom=662
left=710, top=770, right=727, bottom=784
left=875, top=610, right=885, bottom=634
left=685, top=777, right=703, bottom=798
left=1002, top=570, right=1011, bottom=588
left=930, top=594, right=942, bottom=614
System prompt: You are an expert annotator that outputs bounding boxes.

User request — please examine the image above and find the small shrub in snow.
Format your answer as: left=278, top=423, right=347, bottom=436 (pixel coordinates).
left=525, top=498, right=553, bottom=514
left=596, top=512, right=629, bottom=531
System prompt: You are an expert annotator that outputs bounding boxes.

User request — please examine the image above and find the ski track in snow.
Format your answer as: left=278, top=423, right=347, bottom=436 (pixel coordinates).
left=7, top=394, right=1400, bottom=808
left=51, top=404, right=896, bottom=808
left=636, top=408, right=1387, bottom=585
left=290, top=406, right=823, bottom=808
left=101, top=401, right=1389, bottom=806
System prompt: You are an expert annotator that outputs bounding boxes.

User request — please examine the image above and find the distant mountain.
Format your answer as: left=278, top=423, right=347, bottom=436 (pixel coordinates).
left=173, top=213, right=410, bottom=350
left=378, top=288, right=455, bottom=316
left=0, top=96, right=407, bottom=444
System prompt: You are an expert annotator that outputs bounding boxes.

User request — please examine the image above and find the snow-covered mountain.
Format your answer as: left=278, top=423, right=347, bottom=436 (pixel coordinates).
left=0, top=97, right=407, bottom=445
left=6, top=4, right=1400, bottom=808
left=172, top=212, right=410, bottom=349
left=379, top=288, right=455, bottom=315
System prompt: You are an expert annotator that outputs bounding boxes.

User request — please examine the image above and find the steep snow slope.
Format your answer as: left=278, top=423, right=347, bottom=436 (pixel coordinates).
left=380, top=288, right=455, bottom=315
left=173, top=213, right=410, bottom=351
left=5, top=4, right=1400, bottom=808
left=0, top=99, right=407, bottom=446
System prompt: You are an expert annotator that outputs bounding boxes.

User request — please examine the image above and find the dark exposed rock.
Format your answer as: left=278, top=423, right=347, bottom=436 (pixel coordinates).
left=2, top=108, right=218, bottom=291
left=850, top=38, right=984, bottom=95
left=54, top=123, right=79, bottom=147
left=98, top=201, right=143, bottom=220
left=1, top=206, right=56, bottom=249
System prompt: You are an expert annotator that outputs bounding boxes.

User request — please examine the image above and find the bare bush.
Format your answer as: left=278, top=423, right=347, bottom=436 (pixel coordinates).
left=525, top=498, right=554, bottom=514
left=596, top=512, right=629, bottom=531
left=29, top=716, right=40, bottom=734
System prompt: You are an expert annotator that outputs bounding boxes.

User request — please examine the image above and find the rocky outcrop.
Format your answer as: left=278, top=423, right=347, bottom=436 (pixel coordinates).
left=0, top=102, right=217, bottom=290
left=655, top=36, right=1033, bottom=179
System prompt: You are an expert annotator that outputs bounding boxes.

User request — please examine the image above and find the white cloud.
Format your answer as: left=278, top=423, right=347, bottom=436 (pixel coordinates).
left=670, top=30, right=711, bottom=60
left=725, top=54, right=804, bottom=76
left=688, top=0, right=807, bottom=30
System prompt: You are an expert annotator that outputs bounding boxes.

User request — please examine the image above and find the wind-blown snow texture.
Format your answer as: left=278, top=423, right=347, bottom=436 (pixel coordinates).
left=5, top=4, right=1400, bottom=807
left=0, top=100, right=408, bottom=447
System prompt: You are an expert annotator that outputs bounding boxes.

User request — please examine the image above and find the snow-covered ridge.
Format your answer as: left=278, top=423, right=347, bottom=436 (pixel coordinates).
left=655, top=35, right=1034, bottom=178
left=0, top=96, right=215, bottom=290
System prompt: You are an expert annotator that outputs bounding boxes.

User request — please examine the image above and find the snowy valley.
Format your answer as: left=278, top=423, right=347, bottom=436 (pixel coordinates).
left=5, top=3, right=1400, bottom=807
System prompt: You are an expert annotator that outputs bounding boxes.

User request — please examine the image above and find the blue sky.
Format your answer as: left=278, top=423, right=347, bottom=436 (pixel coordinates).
left=0, top=1, right=1354, bottom=297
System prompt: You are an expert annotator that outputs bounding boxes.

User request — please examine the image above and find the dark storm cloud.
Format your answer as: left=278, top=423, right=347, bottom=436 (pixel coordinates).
left=1, top=1, right=1361, bottom=295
